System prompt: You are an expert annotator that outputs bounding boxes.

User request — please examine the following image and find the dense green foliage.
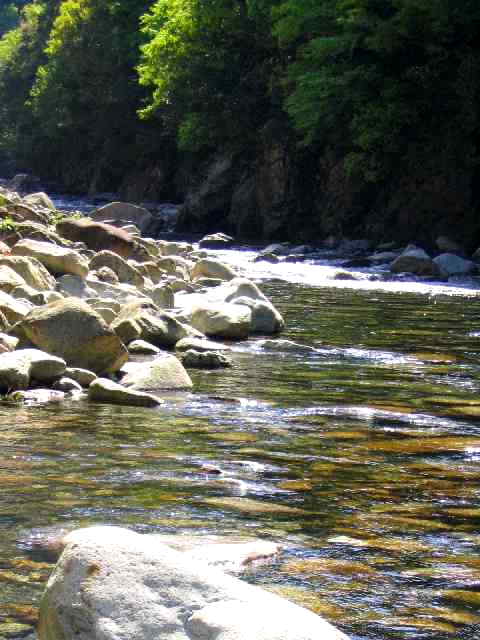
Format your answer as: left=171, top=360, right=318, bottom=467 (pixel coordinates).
left=0, top=0, right=478, bottom=240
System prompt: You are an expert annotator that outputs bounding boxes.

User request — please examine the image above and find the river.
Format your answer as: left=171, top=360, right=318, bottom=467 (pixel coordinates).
left=1, top=217, right=480, bottom=639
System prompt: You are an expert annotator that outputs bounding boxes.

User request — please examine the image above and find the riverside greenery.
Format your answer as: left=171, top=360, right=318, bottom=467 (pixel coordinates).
left=0, top=1, right=479, bottom=215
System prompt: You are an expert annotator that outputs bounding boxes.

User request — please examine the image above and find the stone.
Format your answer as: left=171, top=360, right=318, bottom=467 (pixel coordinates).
left=94, top=307, right=116, bottom=324
left=232, top=296, right=285, bottom=333
left=0, top=265, right=26, bottom=292
left=120, top=354, right=193, bottom=390
left=128, top=340, right=161, bottom=355
left=92, top=265, right=119, bottom=284
left=254, top=253, right=280, bottom=264
left=64, top=367, right=97, bottom=387
left=14, top=388, right=66, bottom=405
left=149, top=284, right=174, bottom=309
left=175, top=336, right=230, bottom=352
left=390, top=246, right=440, bottom=277
left=0, top=332, right=18, bottom=352
left=91, top=202, right=152, bottom=234
left=0, top=348, right=66, bottom=392
left=158, top=256, right=192, bottom=280
left=0, top=256, right=57, bottom=291
left=0, top=311, right=9, bottom=333
left=158, top=240, right=193, bottom=256
left=11, top=239, right=89, bottom=279
left=198, top=232, right=234, bottom=249
left=56, top=218, right=135, bottom=258
left=181, top=349, right=231, bottom=369
left=0, top=290, right=32, bottom=324
left=23, top=192, right=55, bottom=210
left=88, top=378, right=162, bottom=407
left=87, top=298, right=122, bottom=314
left=38, top=526, right=348, bottom=640
left=111, top=300, right=198, bottom=347
left=191, top=258, right=236, bottom=281
left=433, top=253, right=476, bottom=278
left=55, top=275, right=97, bottom=299
left=190, top=302, right=252, bottom=339
left=52, top=377, right=83, bottom=393
left=89, top=250, right=144, bottom=287
left=132, top=260, right=164, bottom=284
left=12, top=299, right=128, bottom=374
left=85, top=278, right=149, bottom=302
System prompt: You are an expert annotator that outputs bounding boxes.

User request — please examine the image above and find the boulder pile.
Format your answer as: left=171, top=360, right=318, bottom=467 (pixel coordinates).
left=0, top=185, right=284, bottom=407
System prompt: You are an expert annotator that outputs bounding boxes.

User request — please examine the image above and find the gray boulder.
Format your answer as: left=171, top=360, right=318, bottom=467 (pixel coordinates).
left=191, top=258, right=236, bottom=282
left=190, top=302, right=252, bottom=339
left=390, top=246, right=440, bottom=276
left=0, top=290, right=32, bottom=324
left=128, top=340, right=161, bottom=355
left=111, top=300, right=198, bottom=347
left=88, top=378, right=162, bottom=407
left=64, top=367, right=97, bottom=387
left=89, top=250, right=144, bottom=287
left=175, top=336, right=230, bottom=352
left=433, top=253, right=476, bottom=278
left=91, top=202, right=152, bottom=234
left=12, top=299, right=128, bottom=374
left=38, top=526, right=348, bottom=640
left=198, top=232, right=234, bottom=249
left=120, top=354, right=193, bottom=390
left=181, top=349, right=231, bottom=369
left=12, top=239, right=89, bottom=279
left=0, top=348, right=66, bottom=392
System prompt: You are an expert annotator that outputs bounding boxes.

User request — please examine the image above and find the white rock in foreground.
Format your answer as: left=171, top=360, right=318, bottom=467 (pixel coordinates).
left=39, top=526, right=349, bottom=640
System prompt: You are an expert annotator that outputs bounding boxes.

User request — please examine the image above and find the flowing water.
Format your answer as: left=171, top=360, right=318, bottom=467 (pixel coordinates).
left=1, top=246, right=480, bottom=640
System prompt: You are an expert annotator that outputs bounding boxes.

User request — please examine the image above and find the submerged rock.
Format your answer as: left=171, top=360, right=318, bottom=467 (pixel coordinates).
left=181, top=349, right=231, bottom=369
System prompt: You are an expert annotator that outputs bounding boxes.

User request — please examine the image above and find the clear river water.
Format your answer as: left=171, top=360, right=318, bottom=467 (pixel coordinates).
left=1, top=242, right=480, bottom=640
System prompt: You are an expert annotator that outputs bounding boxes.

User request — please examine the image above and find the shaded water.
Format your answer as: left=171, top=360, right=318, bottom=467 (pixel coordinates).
left=2, top=276, right=480, bottom=640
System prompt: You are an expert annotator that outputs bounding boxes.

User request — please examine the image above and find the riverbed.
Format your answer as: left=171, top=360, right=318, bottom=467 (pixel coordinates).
left=1, top=242, right=480, bottom=640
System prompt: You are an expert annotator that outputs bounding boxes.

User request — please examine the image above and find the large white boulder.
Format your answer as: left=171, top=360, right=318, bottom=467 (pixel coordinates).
left=38, top=526, right=349, bottom=640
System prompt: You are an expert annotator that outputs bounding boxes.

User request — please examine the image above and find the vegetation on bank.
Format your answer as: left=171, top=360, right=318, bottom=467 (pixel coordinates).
left=0, top=1, right=479, bottom=241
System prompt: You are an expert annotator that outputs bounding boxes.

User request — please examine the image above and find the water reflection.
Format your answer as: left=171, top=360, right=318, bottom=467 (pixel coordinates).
left=1, top=281, right=480, bottom=640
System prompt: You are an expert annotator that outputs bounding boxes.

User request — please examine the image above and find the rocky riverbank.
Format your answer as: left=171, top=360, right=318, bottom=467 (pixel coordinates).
left=0, top=186, right=285, bottom=408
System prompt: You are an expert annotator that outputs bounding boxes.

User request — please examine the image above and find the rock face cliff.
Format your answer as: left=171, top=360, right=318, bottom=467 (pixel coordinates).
left=171, top=124, right=480, bottom=248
